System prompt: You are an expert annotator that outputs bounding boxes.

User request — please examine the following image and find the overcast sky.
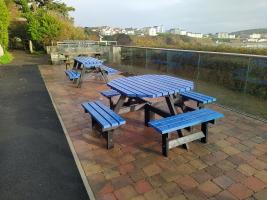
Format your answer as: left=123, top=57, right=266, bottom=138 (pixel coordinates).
left=64, top=0, right=267, bottom=33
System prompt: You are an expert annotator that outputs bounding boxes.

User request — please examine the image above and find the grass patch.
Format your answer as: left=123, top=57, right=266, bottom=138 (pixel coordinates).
left=0, top=52, right=14, bottom=65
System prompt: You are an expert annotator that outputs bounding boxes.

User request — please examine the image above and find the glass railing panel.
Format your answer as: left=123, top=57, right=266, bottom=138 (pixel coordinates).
left=97, top=44, right=267, bottom=119
left=165, top=50, right=199, bottom=81
left=196, top=54, right=249, bottom=112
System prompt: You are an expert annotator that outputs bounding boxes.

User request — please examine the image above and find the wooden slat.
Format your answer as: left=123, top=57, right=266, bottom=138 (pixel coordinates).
left=150, top=108, right=209, bottom=125
left=108, top=82, right=139, bottom=97
left=168, top=132, right=205, bottom=148
left=65, top=70, right=80, bottom=80
left=110, top=80, right=150, bottom=97
left=101, top=90, right=121, bottom=98
left=113, top=78, right=156, bottom=97
left=127, top=77, right=169, bottom=96
left=180, top=91, right=216, bottom=104
left=133, top=77, right=173, bottom=95
left=143, top=74, right=194, bottom=89
left=149, top=109, right=224, bottom=134
left=95, top=101, right=126, bottom=126
left=81, top=102, right=111, bottom=129
left=89, top=102, right=119, bottom=127
left=114, top=78, right=162, bottom=97
left=107, top=75, right=194, bottom=98
left=101, top=66, right=119, bottom=74
left=140, top=75, right=192, bottom=93
left=155, top=111, right=222, bottom=132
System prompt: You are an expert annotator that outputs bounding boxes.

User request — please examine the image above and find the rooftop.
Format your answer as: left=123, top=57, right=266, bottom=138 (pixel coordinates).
left=40, top=64, right=267, bottom=200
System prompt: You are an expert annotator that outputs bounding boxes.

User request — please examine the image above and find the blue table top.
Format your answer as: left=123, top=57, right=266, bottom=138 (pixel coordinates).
left=107, top=74, right=194, bottom=98
left=74, top=56, right=103, bottom=68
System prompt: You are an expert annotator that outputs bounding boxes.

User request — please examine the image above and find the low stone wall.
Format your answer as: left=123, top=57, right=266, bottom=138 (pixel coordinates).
left=46, top=45, right=102, bottom=64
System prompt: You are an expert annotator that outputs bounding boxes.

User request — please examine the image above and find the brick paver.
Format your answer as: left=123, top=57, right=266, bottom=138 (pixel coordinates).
left=40, top=64, right=267, bottom=200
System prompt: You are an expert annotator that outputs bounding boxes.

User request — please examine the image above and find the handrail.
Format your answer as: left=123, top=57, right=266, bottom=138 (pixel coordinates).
left=116, top=45, right=267, bottom=59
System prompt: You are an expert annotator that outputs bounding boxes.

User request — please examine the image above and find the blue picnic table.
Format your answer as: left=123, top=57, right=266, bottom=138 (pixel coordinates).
left=70, top=56, right=119, bottom=87
left=107, top=74, right=194, bottom=149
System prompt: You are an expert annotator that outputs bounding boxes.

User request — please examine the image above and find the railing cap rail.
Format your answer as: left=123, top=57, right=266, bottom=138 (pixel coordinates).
left=117, top=45, right=267, bottom=59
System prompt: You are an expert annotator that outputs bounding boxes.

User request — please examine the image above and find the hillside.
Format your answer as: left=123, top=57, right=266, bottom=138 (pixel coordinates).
left=231, top=28, right=267, bottom=36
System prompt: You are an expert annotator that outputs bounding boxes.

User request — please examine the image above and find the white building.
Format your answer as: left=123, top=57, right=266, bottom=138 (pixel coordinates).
left=217, top=32, right=229, bottom=39
left=248, top=38, right=259, bottom=42
left=186, top=32, right=203, bottom=38
left=169, top=28, right=181, bottom=35
left=143, top=27, right=157, bottom=36
left=250, top=33, right=261, bottom=39
left=229, top=34, right=236, bottom=39
left=125, top=29, right=135, bottom=35
left=101, top=28, right=112, bottom=36
left=180, top=30, right=187, bottom=36
left=154, top=25, right=164, bottom=33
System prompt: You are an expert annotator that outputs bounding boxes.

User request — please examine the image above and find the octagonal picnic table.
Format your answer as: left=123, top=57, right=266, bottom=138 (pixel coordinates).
left=107, top=74, right=195, bottom=149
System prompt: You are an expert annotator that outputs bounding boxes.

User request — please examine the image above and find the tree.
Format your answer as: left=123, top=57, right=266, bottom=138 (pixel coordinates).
left=0, top=0, right=9, bottom=50
left=104, top=34, right=132, bottom=45
left=26, top=9, right=61, bottom=45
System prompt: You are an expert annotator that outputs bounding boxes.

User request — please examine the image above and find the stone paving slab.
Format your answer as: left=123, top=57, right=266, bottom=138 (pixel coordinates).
left=40, top=64, right=267, bottom=200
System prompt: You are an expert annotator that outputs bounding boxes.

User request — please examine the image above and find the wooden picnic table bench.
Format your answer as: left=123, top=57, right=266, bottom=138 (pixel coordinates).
left=103, top=74, right=223, bottom=154
left=148, top=108, right=224, bottom=156
left=175, top=91, right=216, bottom=111
left=82, top=101, right=125, bottom=149
left=65, top=56, right=119, bottom=87
left=107, top=74, right=195, bottom=150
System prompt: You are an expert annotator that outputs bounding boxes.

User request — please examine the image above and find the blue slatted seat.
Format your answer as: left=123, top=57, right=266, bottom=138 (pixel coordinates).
left=148, top=108, right=224, bottom=156
left=82, top=101, right=125, bottom=149
left=101, top=66, right=120, bottom=75
left=100, top=90, right=121, bottom=109
left=101, top=90, right=121, bottom=98
left=64, top=70, right=81, bottom=80
left=179, top=91, right=216, bottom=108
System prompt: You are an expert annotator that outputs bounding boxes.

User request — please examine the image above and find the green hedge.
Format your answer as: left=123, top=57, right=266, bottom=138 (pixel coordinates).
left=0, top=0, right=9, bottom=50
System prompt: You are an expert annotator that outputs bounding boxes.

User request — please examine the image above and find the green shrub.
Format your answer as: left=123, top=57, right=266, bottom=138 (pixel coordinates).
left=0, top=52, right=13, bottom=64
left=26, top=9, right=61, bottom=46
left=0, top=0, right=10, bottom=50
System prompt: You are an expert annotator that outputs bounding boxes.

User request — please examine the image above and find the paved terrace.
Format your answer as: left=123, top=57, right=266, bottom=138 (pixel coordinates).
left=40, top=64, right=267, bottom=200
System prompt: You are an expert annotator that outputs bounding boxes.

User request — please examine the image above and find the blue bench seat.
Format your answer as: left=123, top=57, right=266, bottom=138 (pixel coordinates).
left=82, top=101, right=125, bottom=149
left=64, top=70, right=81, bottom=80
left=101, top=66, right=120, bottom=75
left=101, top=90, right=121, bottom=98
left=100, top=89, right=121, bottom=109
left=148, top=108, right=224, bottom=156
left=179, top=91, right=216, bottom=105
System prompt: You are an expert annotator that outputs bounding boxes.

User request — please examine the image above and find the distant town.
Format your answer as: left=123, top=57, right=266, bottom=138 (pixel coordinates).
left=86, top=25, right=267, bottom=44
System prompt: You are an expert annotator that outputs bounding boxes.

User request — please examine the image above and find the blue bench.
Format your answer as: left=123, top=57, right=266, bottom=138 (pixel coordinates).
left=176, top=91, right=216, bottom=110
left=100, top=90, right=121, bottom=108
left=81, top=101, right=125, bottom=149
left=64, top=70, right=81, bottom=81
left=148, top=108, right=224, bottom=156
left=100, top=66, right=119, bottom=75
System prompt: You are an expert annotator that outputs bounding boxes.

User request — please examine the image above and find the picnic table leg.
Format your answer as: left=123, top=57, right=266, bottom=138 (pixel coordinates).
left=73, top=60, right=77, bottom=69
left=201, top=122, right=208, bottom=143
left=77, top=66, right=85, bottom=88
left=144, top=104, right=155, bottom=126
left=174, top=95, right=187, bottom=112
left=114, top=95, right=127, bottom=113
left=104, top=131, right=114, bottom=149
left=162, top=134, right=169, bottom=157
left=165, top=95, right=189, bottom=150
left=99, top=68, right=108, bottom=83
